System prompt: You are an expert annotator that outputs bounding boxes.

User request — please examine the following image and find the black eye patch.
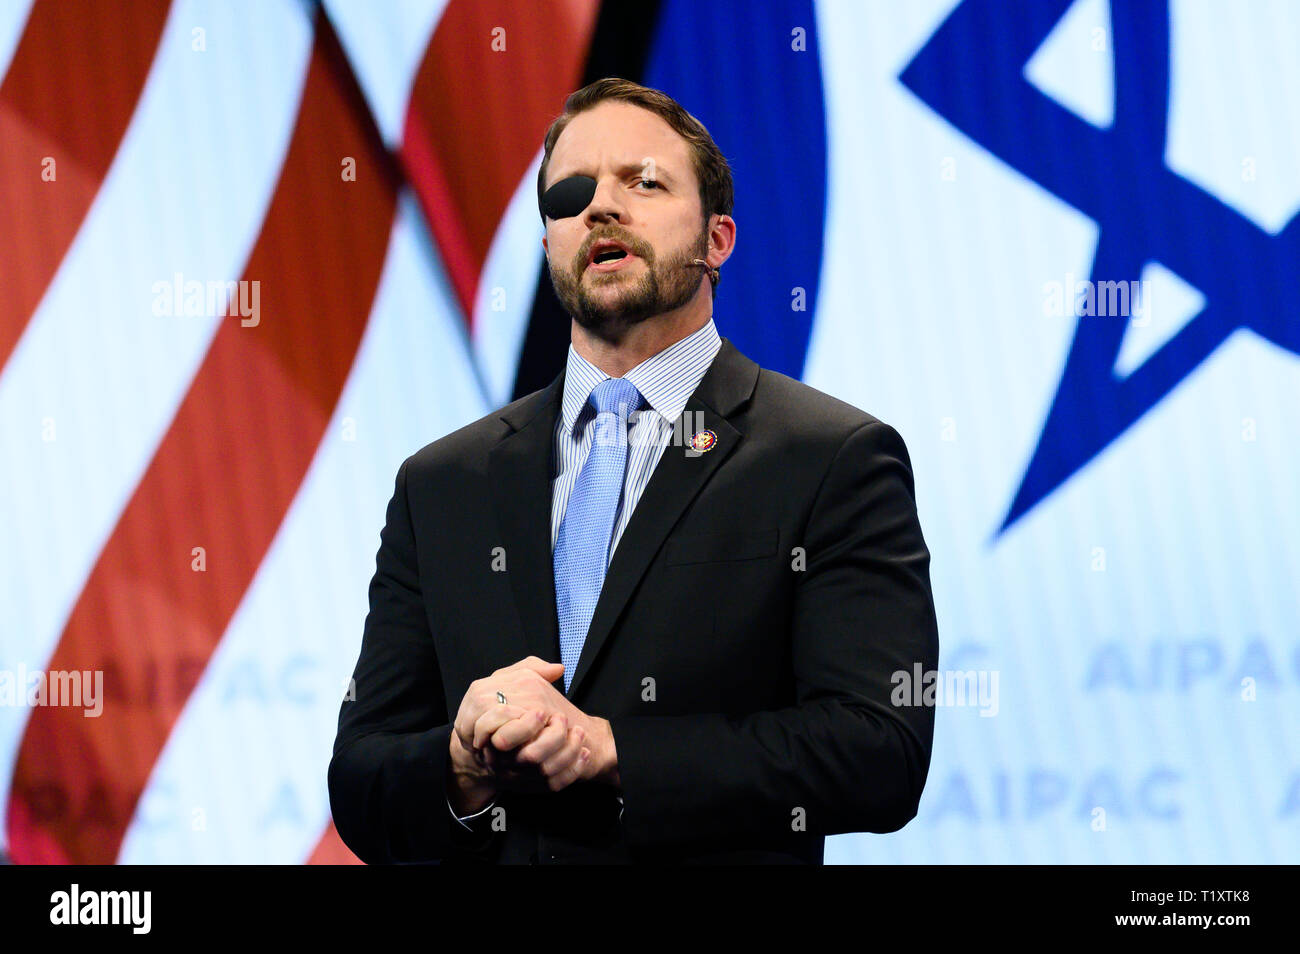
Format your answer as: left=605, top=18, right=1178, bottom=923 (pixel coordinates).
left=540, top=174, right=597, bottom=220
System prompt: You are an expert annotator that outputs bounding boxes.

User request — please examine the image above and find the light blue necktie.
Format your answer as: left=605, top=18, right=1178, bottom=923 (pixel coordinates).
left=554, top=377, right=643, bottom=693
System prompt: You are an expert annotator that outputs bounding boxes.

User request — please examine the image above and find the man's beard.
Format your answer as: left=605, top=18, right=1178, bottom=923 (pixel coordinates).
left=548, top=228, right=709, bottom=338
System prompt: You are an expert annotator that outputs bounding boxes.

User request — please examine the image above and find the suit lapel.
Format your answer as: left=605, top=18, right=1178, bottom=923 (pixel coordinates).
left=566, top=338, right=760, bottom=700
left=487, top=369, right=566, bottom=667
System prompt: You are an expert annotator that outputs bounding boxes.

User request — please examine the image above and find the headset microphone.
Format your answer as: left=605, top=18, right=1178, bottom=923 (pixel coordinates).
left=691, top=258, right=720, bottom=287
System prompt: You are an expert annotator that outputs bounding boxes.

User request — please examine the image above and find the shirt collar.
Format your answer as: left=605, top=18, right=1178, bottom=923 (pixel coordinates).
left=560, top=317, right=722, bottom=436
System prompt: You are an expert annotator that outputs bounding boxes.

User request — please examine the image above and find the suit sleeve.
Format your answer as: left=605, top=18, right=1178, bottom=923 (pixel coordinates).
left=328, top=456, right=496, bottom=863
left=608, top=420, right=940, bottom=849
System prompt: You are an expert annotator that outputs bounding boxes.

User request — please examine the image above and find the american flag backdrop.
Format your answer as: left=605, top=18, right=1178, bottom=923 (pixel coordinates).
left=2, top=0, right=1298, bottom=865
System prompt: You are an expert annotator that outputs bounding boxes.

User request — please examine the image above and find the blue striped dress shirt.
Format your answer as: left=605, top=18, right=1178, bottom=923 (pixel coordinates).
left=448, top=317, right=722, bottom=830
left=550, top=317, right=722, bottom=560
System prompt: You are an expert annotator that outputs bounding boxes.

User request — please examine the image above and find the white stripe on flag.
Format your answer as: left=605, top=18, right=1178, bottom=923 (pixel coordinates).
left=0, top=0, right=314, bottom=848
left=323, top=0, right=448, bottom=148
left=472, top=146, right=548, bottom=408
left=0, top=0, right=34, bottom=83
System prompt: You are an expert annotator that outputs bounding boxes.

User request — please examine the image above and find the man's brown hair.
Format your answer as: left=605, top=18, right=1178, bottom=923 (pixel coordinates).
left=537, top=78, right=733, bottom=292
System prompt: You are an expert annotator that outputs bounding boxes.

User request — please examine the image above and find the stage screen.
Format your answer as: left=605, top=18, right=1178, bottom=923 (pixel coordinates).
left=0, top=0, right=1295, bottom=863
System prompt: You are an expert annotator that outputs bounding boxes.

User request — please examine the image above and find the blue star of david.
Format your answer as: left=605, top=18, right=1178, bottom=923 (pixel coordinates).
left=900, top=0, right=1300, bottom=534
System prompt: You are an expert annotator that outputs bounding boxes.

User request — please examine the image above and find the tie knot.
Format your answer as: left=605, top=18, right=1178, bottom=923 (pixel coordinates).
left=588, top=377, right=643, bottom=418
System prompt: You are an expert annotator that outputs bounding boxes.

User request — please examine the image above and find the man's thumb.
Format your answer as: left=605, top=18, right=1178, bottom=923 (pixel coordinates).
left=519, top=656, right=565, bottom=681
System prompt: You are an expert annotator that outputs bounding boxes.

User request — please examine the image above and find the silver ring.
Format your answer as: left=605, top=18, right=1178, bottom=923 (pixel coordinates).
left=496, top=690, right=508, bottom=705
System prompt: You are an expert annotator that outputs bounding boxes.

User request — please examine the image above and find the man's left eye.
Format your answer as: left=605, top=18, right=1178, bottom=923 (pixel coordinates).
left=636, top=179, right=660, bottom=190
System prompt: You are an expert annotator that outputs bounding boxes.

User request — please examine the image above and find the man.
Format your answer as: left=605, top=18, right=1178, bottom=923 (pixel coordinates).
left=328, top=78, right=939, bottom=864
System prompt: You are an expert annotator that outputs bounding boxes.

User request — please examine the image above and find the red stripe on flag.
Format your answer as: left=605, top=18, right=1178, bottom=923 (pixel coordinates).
left=307, top=819, right=363, bottom=865
left=400, top=0, right=599, bottom=324
left=5, top=14, right=401, bottom=865
left=0, top=0, right=171, bottom=376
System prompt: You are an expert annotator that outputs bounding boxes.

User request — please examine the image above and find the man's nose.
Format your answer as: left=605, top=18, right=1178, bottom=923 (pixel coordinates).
left=584, top=177, right=626, bottom=225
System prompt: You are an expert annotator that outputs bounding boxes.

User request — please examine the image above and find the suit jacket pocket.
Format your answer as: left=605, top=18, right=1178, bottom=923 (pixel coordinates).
left=663, top=527, right=780, bottom=566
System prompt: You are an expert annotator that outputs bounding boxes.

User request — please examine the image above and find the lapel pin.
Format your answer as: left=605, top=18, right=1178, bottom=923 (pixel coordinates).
left=689, top=429, right=718, bottom=454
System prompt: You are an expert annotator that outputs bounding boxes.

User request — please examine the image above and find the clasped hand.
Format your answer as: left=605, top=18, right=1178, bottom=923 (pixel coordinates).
left=450, top=657, right=618, bottom=800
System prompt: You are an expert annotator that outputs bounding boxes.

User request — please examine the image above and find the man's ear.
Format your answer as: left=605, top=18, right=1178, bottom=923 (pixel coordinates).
left=706, top=213, right=737, bottom=268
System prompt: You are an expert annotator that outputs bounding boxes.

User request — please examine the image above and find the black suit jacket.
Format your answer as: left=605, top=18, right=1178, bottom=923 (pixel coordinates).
left=328, top=337, right=939, bottom=864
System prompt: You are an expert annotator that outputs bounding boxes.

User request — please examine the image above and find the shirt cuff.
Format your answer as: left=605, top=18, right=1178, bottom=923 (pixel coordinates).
left=447, top=793, right=496, bottom=830
left=617, top=795, right=624, bottom=821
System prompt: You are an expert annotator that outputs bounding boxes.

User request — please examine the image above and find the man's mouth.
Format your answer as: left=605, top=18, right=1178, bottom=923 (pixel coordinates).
left=586, top=239, right=637, bottom=271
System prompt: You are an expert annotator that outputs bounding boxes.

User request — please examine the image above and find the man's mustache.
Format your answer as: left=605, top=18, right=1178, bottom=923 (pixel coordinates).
left=576, top=234, right=652, bottom=270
